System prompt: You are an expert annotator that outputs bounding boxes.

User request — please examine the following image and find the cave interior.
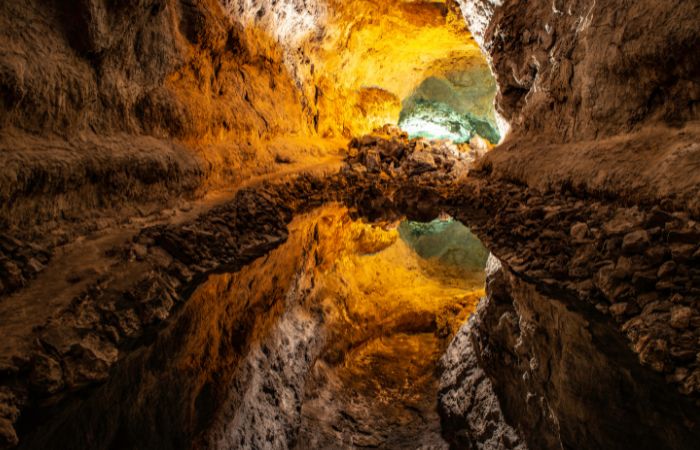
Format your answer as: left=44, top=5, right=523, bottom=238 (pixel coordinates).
left=0, top=0, right=699, bottom=449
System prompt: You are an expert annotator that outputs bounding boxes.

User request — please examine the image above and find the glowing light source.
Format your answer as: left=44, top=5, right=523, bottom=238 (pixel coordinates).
left=400, top=118, right=463, bottom=141
left=398, top=99, right=500, bottom=143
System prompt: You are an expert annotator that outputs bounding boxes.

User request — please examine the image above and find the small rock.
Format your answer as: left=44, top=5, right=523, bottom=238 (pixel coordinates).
left=132, top=243, right=148, bottom=261
left=0, top=234, right=22, bottom=254
left=25, top=257, right=44, bottom=275
left=407, top=150, right=437, bottom=175
left=594, top=265, right=617, bottom=298
left=570, top=222, right=589, bottom=240
left=681, top=369, right=700, bottom=395
left=670, top=367, right=689, bottom=383
left=670, top=347, right=696, bottom=362
left=636, top=292, right=658, bottom=307
left=604, top=209, right=643, bottom=235
left=637, top=337, right=669, bottom=373
left=63, top=335, right=118, bottom=388
left=657, top=260, right=677, bottom=278
left=351, top=163, right=367, bottom=174
left=670, top=306, right=692, bottom=329
left=609, top=302, right=630, bottom=317
left=364, top=149, right=381, bottom=173
left=614, top=256, right=633, bottom=279
left=670, top=243, right=695, bottom=262
left=29, top=354, right=64, bottom=395
left=0, top=260, right=24, bottom=289
left=622, top=230, right=650, bottom=254
left=655, top=279, right=676, bottom=291
left=0, top=417, right=18, bottom=448
left=669, top=294, right=685, bottom=303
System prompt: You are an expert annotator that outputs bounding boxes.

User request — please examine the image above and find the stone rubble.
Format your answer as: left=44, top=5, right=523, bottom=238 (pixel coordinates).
left=345, top=124, right=481, bottom=183
left=455, top=186, right=700, bottom=399
left=0, top=235, right=51, bottom=297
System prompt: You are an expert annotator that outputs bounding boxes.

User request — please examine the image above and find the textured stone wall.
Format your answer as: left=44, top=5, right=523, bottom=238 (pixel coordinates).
left=440, top=256, right=700, bottom=450
left=0, top=0, right=311, bottom=139
left=456, top=0, right=700, bottom=142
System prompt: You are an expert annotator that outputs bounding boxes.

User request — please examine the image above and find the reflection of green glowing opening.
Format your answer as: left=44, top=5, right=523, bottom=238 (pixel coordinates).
left=398, top=99, right=500, bottom=144
left=398, top=218, right=489, bottom=273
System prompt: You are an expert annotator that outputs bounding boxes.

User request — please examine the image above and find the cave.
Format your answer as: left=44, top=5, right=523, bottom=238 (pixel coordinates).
left=0, top=1, right=699, bottom=450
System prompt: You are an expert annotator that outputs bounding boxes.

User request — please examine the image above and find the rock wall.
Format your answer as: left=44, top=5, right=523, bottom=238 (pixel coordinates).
left=440, top=255, right=700, bottom=450
left=457, top=0, right=700, bottom=141
left=0, top=0, right=316, bottom=231
left=455, top=0, right=700, bottom=215
left=0, top=0, right=315, bottom=142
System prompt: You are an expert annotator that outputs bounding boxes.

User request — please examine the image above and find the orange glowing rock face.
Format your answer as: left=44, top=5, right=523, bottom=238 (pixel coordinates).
left=166, top=0, right=495, bottom=182
left=226, top=0, right=493, bottom=139
left=312, top=0, right=489, bottom=137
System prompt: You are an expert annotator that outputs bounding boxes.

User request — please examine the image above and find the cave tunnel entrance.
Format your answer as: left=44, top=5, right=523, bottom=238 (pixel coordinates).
left=397, top=71, right=501, bottom=145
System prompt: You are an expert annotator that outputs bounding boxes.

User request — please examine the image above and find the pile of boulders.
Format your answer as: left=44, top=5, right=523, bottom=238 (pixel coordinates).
left=343, top=126, right=478, bottom=182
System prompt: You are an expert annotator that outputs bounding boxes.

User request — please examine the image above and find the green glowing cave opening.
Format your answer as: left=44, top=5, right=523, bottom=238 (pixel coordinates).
left=398, top=73, right=501, bottom=144
left=398, top=99, right=500, bottom=144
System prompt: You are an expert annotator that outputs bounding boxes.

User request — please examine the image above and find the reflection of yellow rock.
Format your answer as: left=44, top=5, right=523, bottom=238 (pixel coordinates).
left=299, top=205, right=484, bottom=340
left=184, top=204, right=484, bottom=446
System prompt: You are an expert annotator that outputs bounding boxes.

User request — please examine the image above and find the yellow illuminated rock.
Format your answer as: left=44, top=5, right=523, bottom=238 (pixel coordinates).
left=313, top=0, right=489, bottom=136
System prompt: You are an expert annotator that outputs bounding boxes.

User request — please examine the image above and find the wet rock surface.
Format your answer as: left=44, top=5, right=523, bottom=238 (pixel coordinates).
left=438, top=258, right=527, bottom=450
left=439, top=255, right=700, bottom=450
